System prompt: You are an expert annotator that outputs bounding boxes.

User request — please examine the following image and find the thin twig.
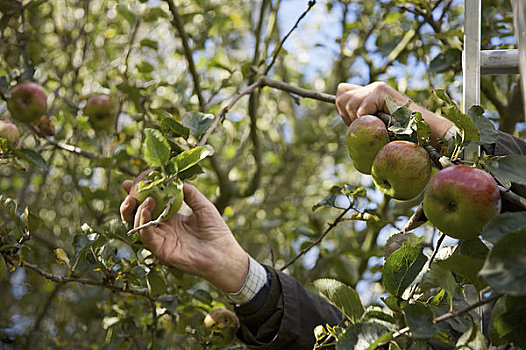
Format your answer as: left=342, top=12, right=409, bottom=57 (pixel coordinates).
left=386, top=292, right=504, bottom=344
left=198, top=80, right=263, bottom=147
left=263, top=0, right=316, bottom=75
left=280, top=204, right=353, bottom=271
left=165, top=0, right=205, bottom=109
left=498, top=185, right=526, bottom=210
left=13, top=258, right=150, bottom=297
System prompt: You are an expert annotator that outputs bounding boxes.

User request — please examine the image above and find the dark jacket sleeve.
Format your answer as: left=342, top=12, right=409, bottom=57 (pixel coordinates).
left=235, top=266, right=343, bottom=349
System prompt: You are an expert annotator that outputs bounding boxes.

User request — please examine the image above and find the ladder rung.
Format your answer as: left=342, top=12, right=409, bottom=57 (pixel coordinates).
left=480, top=49, right=519, bottom=75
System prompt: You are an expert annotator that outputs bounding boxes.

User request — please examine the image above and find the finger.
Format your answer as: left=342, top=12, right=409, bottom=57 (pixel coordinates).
left=356, top=93, right=384, bottom=118
left=135, top=196, right=156, bottom=229
left=120, top=195, right=137, bottom=223
left=344, top=95, right=363, bottom=123
left=122, top=180, right=133, bottom=194
left=335, top=94, right=351, bottom=125
left=183, top=183, right=213, bottom=212
left=336, top=83, right=361, bottom=96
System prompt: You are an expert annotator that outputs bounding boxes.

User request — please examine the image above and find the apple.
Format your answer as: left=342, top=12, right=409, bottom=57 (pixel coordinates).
left=83, top=94, right=115, bottom=131
left=0, top=120, right=21, bottom=147
left=129, top=170, right=183, bottom=220
left=371, top=140, right=432, bottom=200
left=423, top=165, right=501, bottom=240
left=7, top=82, right=47, bottom=122
left=346, top=115, right=390, bottom=174
left=204, top=308, right=239, bottom=346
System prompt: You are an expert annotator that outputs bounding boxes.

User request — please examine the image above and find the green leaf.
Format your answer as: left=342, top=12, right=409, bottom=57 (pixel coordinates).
left=382, top=245, right=428, bottom=297
left=178, top=163, right=204, bottom=180
left=420, top=264, right=456, bottom=307
left=456, top=321, right=488, bottom=350
left=313, top=278, right=364, bottom=322
left=467, top=105, right=498, bottom=145
left=144, top=128, right=170, bottom=167
left=489, top=295, right=526, bottom=348
left=414, top=112, right=431, bottom=146
left=12, top=148, right=46, bottom=169
left=385, top=96, right=399, bottom=115
left=336, top=322, right=391, bottom=350
left=140, top=39, right=159, bottom=50
left=437, top=238, right=488, bottom=290
left=403, top=303, right=438, bottom=339
left=160, top=117, right=189, bottom=139
left=147, top=269, right=167, bottom=297
left=181, top=111, right=214, bottom=138
left=479, top=231, right=526, bottom=295
left=384, top=233, right=421, bottom=259
left=312, top=186, right=343, bottom=211
left=486, top=155, right=526, bottom=185
left=73, top=234, right=100, bottom=259
left=173, top=147, right=210, bottom=173
left=483, top=212, right=526, bottom=243
left=435, top=90, right=480, bottom=143
left=136, top=61, right=154, bottom=74
left=192, top=289, right=213, bottom=305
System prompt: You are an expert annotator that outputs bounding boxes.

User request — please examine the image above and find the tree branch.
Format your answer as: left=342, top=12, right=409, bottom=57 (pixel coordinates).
left=280, top=204, right=353, bottom=271
left=165, top=0, right=205, bottom=110
left=263, top=0, right=316, bottom=75
left=13, top=257, right=150, bottom=297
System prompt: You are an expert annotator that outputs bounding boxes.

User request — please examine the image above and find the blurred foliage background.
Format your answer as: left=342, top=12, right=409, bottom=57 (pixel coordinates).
left=0, top=0, right=523, bottom=348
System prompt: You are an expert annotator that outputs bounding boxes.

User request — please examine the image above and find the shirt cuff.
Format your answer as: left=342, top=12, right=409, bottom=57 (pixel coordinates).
left=227, top=255, right=268, bottom=305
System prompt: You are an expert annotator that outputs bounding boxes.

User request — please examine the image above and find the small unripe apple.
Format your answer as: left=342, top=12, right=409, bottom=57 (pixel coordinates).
left=204, top=308, right=239, bottom=346
left=83, top=94, right=115, bottom=131
left=129, top=170, right=183, bottom=220
left=423, top=165, right=501, bottom=240
left=7, top=82, right=47, bottom=122
left=346, top=115, right=390, bottom=174
left=0, top=120, right=21, bottom=147
left=371, top=141, right=431, bottom=200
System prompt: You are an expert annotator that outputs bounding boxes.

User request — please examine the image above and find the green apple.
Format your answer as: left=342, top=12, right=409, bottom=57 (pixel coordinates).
left=371, top=140, right=431, bottom=200
left=346, top=115, right=390, bottom=174
left=0, top=120, right=21, bottom=147
left=423, top=165, right=501, bottom=240
left=7, top=82, right=47, bottom=123
left=129, top=170, right=183, bottom=220
left=204, top=308, right=239, bottom=346
left=83, top=94, right=115, bottom=131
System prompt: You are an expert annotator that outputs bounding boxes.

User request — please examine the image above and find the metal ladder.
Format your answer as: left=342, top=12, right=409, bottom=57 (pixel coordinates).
left=462, top=0, right=525, bottom=331
left=463, top=0, right=525, bottom=122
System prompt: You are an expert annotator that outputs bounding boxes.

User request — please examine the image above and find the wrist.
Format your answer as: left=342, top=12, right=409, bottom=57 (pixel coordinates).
left=207, top=241, right=250, bottom=293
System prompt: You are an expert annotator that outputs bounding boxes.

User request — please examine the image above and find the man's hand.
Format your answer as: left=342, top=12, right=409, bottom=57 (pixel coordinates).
left=120, top=182, right=249, bottom=293
left=335, top=82, right=453, bottom=141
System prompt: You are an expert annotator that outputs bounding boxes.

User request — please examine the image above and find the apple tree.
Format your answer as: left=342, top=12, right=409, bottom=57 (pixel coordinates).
left=0, top=0, right=525, bottom=349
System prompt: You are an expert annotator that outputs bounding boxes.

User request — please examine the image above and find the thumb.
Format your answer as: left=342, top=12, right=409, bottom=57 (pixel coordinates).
left=183, top=183, right=213, bottom=212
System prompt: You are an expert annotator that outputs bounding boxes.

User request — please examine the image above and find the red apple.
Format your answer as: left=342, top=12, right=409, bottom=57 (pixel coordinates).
left=423, top=165, right=501, bottom=240
left=129, top=170, right=183, bottom=220
left=7, top=82, right=47, bottom=122
left=83, top=94, right=115, bottom=131
left=346, top=115, right=390, bottom=174
left=371, top=141, right=432, bottom=200
left=0, top=120, right=20, bottom=147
